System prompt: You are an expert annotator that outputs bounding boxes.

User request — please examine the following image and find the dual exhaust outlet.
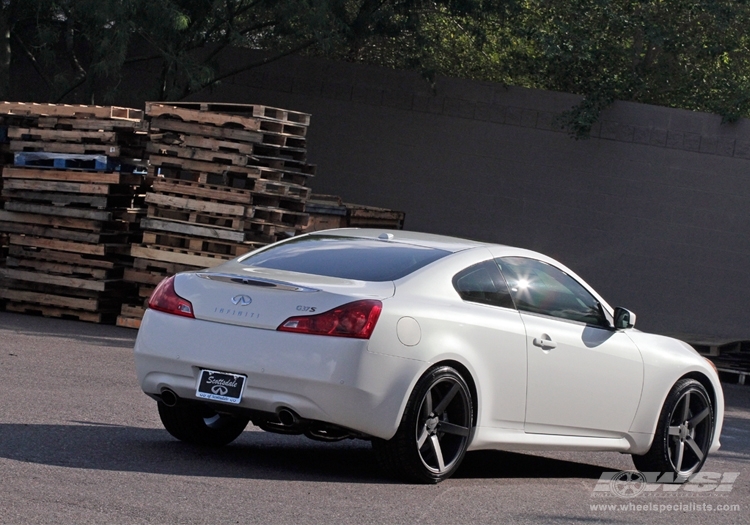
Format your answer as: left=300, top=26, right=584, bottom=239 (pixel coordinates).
left=159, top=388, right=300, bottom=426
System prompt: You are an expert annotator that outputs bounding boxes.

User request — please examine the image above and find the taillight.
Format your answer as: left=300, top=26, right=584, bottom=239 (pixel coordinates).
left=278, top=300, right=382, bottom=339
left=148, top=275, right=195, bottom=318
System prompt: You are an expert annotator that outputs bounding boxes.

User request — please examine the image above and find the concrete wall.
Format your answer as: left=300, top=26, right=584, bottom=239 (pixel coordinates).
left=118, top=54, right=750, bottom=339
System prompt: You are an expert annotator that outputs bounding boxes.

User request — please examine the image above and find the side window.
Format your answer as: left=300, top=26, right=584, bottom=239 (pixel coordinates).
left=453, top=260, right=515, bottom=309
left=498, top=257, right=608, bottom=327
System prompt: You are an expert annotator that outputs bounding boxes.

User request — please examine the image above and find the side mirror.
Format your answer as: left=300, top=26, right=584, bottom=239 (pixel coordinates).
left=614, top=307, right=636, bottom=329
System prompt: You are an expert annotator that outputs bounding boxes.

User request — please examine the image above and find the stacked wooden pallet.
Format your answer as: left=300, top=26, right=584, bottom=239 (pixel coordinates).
left=0, top=102, right=147, bottom=323
left=303, top=194, right=405, bottom=232
left=118, top=102, right=315, bottom=328
left=0, top=116, right=11, bottom=269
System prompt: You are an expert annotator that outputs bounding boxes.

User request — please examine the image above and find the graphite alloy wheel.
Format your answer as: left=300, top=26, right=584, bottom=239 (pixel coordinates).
left=158, top=402, right=249, bottom=447
left=632, top=378, right=714, bottom=481
left=373, top=366, right=473, bottom=483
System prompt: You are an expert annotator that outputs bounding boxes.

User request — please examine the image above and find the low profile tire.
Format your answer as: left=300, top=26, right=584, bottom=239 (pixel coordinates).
left=632, top=378, right=714, bottom=481
left=373, top=366, right=473, bottom=484
left=158, top=402, right=249, bottom=447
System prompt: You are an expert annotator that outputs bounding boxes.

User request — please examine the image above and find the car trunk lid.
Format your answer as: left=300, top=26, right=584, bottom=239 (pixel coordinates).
left=173, top=260, right=395, bottom=330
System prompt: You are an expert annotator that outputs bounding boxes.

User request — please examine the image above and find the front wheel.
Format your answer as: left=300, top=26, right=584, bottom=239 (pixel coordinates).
left=158, top=402, right=249, bottom=447
left=373, top=366, right=473, bottom=483
left=632, top=378, right=714, bottom=481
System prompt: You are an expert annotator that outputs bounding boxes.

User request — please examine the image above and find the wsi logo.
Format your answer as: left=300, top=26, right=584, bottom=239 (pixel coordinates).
left=232, top=294, right=252, bottom=306
left=593, top=471, right=740, bottom=498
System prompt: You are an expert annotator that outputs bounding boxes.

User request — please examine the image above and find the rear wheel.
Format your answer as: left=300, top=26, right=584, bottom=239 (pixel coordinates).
left=632, top=378, right=714, bottom=481
left=373, top=366, right=473, bottom=483
left=158, top=402, right=249, bottom=447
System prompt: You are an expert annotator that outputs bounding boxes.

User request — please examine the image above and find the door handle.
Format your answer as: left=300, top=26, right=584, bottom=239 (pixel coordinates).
left=533, top=336, right=556, bottom=350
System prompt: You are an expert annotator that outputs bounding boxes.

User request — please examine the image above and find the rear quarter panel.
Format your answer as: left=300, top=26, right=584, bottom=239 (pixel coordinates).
left=368, top=248, right=528, bottom=431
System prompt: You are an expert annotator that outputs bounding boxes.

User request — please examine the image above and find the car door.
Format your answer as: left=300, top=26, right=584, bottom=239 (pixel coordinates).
left=451, top=260, right=528, bottom=430
left=497, top=257, right=644, bottom=438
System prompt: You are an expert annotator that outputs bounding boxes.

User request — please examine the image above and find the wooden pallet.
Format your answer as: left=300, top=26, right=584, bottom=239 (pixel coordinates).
left=4, top=201, right=113, bottom=221
left=146, top=142, right=249, bottom=166
left=258, top=119, right=307, bottom=138
left=0, top=209, right=119, bottom=232
left=151, top=178, right=253, bottom=206
left=145, top=104, right=261, bottom=131
left=116, top=315, right=142, bottom=329
left=149, top=153, right=260, bottom=178
left=0, top=287, right=119, bottom=311
left=36, top=116, right=149, bottom=132
left=151, top=133, right=255, bottom=155
left=144, top=192, right=250, bottom=218
left=133, top=256, right=203, bottom=275
left=6, top=256, right=122, bottom=279
left=141, top=231, right=255, bottom=255
left=8, top=234, right=129, bottom=256
left=8, top=127, right=117, bottom=144
left=130, top=244, right=233, bottom=268
left=1, top=189, right=135, bottom=209
left=148, top=118, right=262, bottom=144
left=13, top=151, right=113, bottom=171
left=0, top=267, right=124, bottom=292
left=251, top=143, right=306, bottom=162
left=7, top=245, right=118, bottom=269
left=2, top=166, right=142, bottom=184
left=140, top=217, right=247, bottom=242
left=148, top=101, right=310, bottom=127
left=253, top=205, right=309, bottom=227
left=123, top=267, right=168, bottom=286
left=3, top=178, right=131, bottom=195
left=0, top=102, right=143, bottom=121
left=146, top=205, right=247, bottom=231
left=255, top=165, right=313, bottom=186
left=248, top=153, right=312, bottom=173
left=117, top=302, right=147, bottom=328
left=11, top=141, right=121, bottom=156
left=0, top=221, right=131, bottom=244
left=252, top=194, right=306, bottom=212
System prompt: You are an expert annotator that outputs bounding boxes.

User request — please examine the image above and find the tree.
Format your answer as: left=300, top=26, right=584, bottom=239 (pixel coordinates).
left=3, top=0, right=750, bottom=135
left=1, top=0, right=518, bottom=103
left=511, top=0, right=750, bottom=135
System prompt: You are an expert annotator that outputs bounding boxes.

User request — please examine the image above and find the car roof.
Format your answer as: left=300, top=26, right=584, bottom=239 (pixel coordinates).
left=309, top=228, right=493, bottom=253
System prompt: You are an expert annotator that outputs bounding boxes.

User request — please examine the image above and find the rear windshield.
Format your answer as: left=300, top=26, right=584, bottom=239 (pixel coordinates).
left=240, top=235, right=451, bottom=281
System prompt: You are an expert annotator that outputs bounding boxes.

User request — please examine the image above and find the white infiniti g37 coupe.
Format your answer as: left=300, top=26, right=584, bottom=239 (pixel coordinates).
left=134, top=229, right=723, bottom=483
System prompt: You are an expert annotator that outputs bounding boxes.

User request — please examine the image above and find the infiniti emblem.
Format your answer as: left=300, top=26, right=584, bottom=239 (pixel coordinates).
left=211, top=385, right=229, bottom=396
left=231, top=294, right=252, bottom=306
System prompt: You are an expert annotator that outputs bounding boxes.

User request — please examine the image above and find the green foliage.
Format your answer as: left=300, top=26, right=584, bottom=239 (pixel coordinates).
left=512, top=0, right=750, bottom=135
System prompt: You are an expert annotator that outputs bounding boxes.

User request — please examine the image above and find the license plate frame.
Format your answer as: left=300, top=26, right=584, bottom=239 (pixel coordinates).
left=195, top=369, right=246, bottom=404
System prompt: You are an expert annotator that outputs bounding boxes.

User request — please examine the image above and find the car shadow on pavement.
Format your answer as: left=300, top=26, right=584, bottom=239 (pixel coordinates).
left=0, top=422, right=618, bottom=484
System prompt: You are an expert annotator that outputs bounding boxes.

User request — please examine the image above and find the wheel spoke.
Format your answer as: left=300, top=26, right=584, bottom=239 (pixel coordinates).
left=424, top=389, right=433, bottom=417
left=685, top=436, right=705, bottom=461
left=433, top=383, right=460, bottom=416
left=688, top=407, right=710, bottom=427
left=437, top=421, right=470, bottom=437
left=417, top=426, right=430, bottom=448
left=430, top=434, right=446, bottom=472
left=668, top=425, right=681, bottom=436
left=680, top=392, right=691, bottom=422
left=674, top=440, right=685, bottom=472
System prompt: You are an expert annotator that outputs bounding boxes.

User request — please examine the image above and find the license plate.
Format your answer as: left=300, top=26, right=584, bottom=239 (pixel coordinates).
left=196, top=369, right=246, bottom=404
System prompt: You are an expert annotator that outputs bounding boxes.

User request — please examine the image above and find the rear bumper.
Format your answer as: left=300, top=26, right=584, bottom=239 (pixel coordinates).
left=134, top=310, right=424, bottom=439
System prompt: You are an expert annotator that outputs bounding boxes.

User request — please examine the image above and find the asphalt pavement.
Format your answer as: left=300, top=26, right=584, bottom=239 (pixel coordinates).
left=0, top=311, right=747, bottom=524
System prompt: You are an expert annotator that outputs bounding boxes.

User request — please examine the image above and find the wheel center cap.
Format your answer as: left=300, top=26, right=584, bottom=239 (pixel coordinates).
left=426, top=416, right=439, bottom=432
left=679, top=423, right=689, bottom=440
